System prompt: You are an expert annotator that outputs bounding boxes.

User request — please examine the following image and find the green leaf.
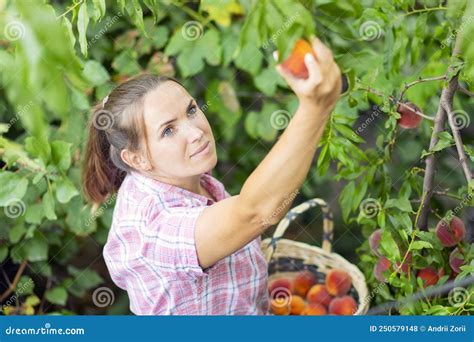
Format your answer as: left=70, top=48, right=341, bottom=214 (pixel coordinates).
left=45, top=286, right=68, bottom=306
left=126, top=0, right=145, bottom=35
left=83, top=60, right=110, bottom=86
left=16, top=275, right=34, bottom=295
left=25, top=137, right=51, bottom=162
left=42, top=190, right=57, bottom=221
left=77, top=2, right=89, bottom=56
left=25, top=203, right=44, bottom=225
left=151, top=26, right=169, bottom=49
left=15, top=275, right=35, bottom=296
left=0, top=172, right=28, bottom=206
left=92, top=0, right=106, bottom=21
left=67, top=266, right=103, bottom=297
left=380, top=229, right=400, bottom=260
left=9, top=224, right=26, bottom=244
left=23, top=232, right=49, bottom=262
left=112, top=50, right=141, bottom=75
left=244, top=111, right=259, bottom=139
left=51, top=140, right=72, bottom=171
left=335, top=123, right=365, bottom=143
left=411, top=241, right=433, bottom=250
left=384, top=197, right=412, bottom=212
left=339, top=181, right=355, bottom=222
left=254, top=68, right=285, bottom=96
left=56, top=177, right=79, bottom=204
left=432, top=131, right=454, bottom=152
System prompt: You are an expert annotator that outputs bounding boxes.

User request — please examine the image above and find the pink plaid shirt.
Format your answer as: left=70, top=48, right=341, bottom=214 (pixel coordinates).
left=103, top=170, right=270, bottom=315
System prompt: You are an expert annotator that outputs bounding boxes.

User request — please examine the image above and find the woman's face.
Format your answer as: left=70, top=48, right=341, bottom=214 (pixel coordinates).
left=141, top=81, right=217, bottom=181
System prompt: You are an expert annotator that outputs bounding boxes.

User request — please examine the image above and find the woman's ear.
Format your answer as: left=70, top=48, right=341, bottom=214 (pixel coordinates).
left=120, top=149, right=151, bottom=172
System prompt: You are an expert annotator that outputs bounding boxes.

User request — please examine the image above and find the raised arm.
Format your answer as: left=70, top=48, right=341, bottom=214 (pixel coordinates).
left=195, top=38, right=342, bottom=269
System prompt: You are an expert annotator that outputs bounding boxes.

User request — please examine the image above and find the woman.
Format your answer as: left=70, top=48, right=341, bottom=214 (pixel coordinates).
left=82, top=37, right=341, bottom=315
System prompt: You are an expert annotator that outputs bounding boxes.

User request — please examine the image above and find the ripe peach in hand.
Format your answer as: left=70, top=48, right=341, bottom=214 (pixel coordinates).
left=289, top=295, right=306, bottom=315
left=300, top=303, right=327, bottom=315
left=306, top=284, right=333, bottom=307
left=268, top=278, right=292, bottom=299
left=369, top=229, right=383, bottom=257
left=292, top=271, right=317, bottom=297
left=374, top=257, right=392, bottom=283
left=270, top=297, right=290, bottom=315
left=417, top=267, right=439, bottom=288
left=449, top=247, right=465, bottom=274
left=397, top=102, right=423, bottom=129
left=328, top=295, right=357, bottom=315
left=435, top=216, right=466, bottom=247
left=325, top=269, right=352, bottom=296
left=281, top=39, right=315, bottom=79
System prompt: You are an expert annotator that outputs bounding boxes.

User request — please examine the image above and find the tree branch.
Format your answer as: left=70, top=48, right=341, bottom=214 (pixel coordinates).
left=399, top=75, right=447, bottom=100
left=443, top=101, right=473, bottom=183
left=359, top=86, right=435, bottom=120
left=458, top=85, right=474, bottom=97
left=0, top=260, right=27, bottom=302
left=417, top=33, right=464, bottom=231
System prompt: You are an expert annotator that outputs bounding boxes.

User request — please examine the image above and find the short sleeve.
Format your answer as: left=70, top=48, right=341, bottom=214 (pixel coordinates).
left=142, top=203, right=213, bottom=279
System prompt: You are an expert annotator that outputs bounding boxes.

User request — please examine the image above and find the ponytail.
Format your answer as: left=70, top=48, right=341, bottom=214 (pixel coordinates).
left=82, top=104, right=126, bottom=204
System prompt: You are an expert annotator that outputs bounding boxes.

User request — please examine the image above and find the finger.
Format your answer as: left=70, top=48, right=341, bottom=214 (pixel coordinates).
left=273, top=50, right=279, bottom=62
left=304, top=53, right=322, bottom=86
left=310, top=37, right=333, bottom=65
left=275, top=64, right=299, bottom=89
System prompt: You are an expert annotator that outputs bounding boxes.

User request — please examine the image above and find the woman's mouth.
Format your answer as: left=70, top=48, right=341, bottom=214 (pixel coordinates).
left=190, top=141, right=210, bottom=158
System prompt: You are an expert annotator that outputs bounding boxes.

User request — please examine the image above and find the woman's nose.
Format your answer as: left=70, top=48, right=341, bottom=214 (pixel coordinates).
left=184, top=122, right=204, bottom=142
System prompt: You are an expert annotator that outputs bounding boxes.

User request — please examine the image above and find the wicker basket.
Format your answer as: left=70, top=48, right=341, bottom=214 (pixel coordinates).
left=261, top=198, right=369, bottom=315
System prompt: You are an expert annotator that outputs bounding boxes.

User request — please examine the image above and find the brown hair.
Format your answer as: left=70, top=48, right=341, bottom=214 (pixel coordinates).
left=82, top=74, right=180, bottom=204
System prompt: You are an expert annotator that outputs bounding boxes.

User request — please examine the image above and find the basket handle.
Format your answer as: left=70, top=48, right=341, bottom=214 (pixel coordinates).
left=264, top=198, right=334, bottom=262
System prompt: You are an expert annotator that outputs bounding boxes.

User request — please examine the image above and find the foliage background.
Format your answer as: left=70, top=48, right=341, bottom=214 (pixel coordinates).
left=0, top=0, right=473, bottom=315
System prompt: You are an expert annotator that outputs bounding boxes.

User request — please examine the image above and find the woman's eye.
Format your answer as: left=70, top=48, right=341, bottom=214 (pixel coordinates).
left=188, top=105, right=197, bottom=116
left=162, top=127, right=174, bottom=137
